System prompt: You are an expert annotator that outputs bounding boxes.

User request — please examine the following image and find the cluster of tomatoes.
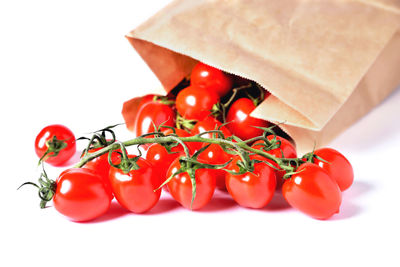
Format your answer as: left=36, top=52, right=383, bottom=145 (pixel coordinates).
left=27, top=62, right=354, bottom=222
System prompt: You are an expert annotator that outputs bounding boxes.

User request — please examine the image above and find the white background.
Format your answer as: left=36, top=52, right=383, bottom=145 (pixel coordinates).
left=1, top=1, right=400, bottom=266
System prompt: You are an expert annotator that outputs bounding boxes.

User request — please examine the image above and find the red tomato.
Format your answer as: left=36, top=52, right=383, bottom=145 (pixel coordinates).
left=162, top=127, right=196, bottom=153
left=282, top=163, right=342, bottom=220
left=176, top=86, right=220, bottom=121
left=197, top=144, right=231, bottom=190
left=109, top=157, right=161, bottom=213
left=54, top=168, right=112, bottom=222
left=34, top=124, right=76, bottom=166
left=167, top=157, right=216, bottom=210
left=226, top=98, right=271, bottom=140
left=146, top=143, right=184, bottom=184
left=135, top=101, right=176, bottom=137
left=83, top=147, right=121, bottom=198
left=313, top=148, right=354, bottom=191
left=225, top=156, right=276, bottom=208
left=138, top=94, right=157, bottom=109
left=190, top=62, right=233, bottom=97
left=191, top=116, right=232, bottom=151
left=251, top=135, right=297, bottom=189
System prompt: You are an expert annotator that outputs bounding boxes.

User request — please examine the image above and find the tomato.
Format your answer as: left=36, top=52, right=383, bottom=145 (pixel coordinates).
left=53, top=168, right=112, bottom=222
left=176, top=86, right=220, bottom=121
left=146, top=143, right=184, bottom=185
left=138, top=94, right=157, bottom=109
left=162, top=127, right=196, bottom=153
left=226, top=98, right=271, bottom=140
left=282, top=163, right=342, bottom=220
left=190, top=62, right=233, bottom=97
left=313, top=148, right=354, bottom=191
left=198, top=143, right=231, bottom=190
left=191, top=116, right=232, bottom=151
left=251, top=135, right=297, bottom=189
left=167, top=157, right=216, bottom=210
left=83, top=147, right=121, bottom=198
left=225, top=156, right=276, bottom=208
left=109, top=156, right=161, bottom=213
left=34, top=124, right=76, bottom=166
left=135, top=101, right=176, bottom=137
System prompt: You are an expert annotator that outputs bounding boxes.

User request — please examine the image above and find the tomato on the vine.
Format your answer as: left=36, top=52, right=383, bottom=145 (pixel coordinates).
left=226, top=98, right=271, bottom=140
left=135, top=100, right=175, bottom=137
left=34, top=124, right=76, bottom=166
left=54, top=168, right=112, bottom=222
left=252, top=135, right=297, bottom=188
left=190, top=62, right=233, bottom=97
left=109, top=156, right=161, bottom=213
left=161, top=127, right=196, bottom=153
left=191, top=116, right=231, bottom=151
left=167, top=157, right=216, bottom=210
left=176, top=85, right=220, bottom=121
left=225, top=156, right=276, bottom=209
left=313, top=148, right=354, bottom=191
left=282, top=163, right=342, bottom=220
left=198, top=143, right=231, bottom=190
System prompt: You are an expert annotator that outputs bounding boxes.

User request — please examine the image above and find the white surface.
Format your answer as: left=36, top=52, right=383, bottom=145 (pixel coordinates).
left=1, top=1, right=400, bottom=266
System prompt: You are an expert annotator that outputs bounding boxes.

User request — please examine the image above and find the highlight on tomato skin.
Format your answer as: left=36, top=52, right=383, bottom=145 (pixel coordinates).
left=34, top=124, right=76, bottom=166
left=282, top=163, right=342, bottom=220
left=313, top=148, right=354, bottom=192
left=54, top=168, right=112, bottom=222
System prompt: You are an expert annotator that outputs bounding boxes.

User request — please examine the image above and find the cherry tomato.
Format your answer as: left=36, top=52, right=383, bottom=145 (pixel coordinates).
left=252, top=135, right=297, bottom=189
left=282, top=163, right=342, bottom=220
left=225, top=156, right=276, bottom=209
left=191, top=116, right=232, bottom=151
left=162, top=127, right=196, bottom=153
left=109, top=156, right=161, bottom=213
left=190, top=62, right=233, bottom=97
left=198, top=143, right=231, bottom=190
left=135, top=101, right=176, bottom=137
left=34, top=124, right=76, bottom=166
left=176, top=86, right=220, bottom=121
left=138, top=94, right=157, bottom=109
left=54, top=168, right=112, bottom=222
left=167, top=157, right=216, bottom=210
left=83, top=147, right=121, bottom=198
left=226, top=98, right=271, bottom=140
left=146, top=143, right=184, bottom=184
left=313, top=148, right=354, bottom=191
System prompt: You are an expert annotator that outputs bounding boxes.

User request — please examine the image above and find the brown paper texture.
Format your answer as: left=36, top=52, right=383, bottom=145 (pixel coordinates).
left=125, top=0, right=400, bottom=154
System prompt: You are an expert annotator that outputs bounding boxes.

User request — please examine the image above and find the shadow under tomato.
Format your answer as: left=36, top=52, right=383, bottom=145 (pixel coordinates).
left=263, top=192, right=291, bottom=212
left=197, top=191, right=237, bottom=213
left=144, top=198, right=181, bottom=215
left=329, top=180, right=372, bottom=221
left=83, top=201, right=131, bottom=223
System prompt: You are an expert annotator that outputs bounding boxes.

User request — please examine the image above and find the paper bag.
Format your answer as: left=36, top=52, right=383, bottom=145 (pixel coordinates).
left=123, top=0, right=400, bottom=154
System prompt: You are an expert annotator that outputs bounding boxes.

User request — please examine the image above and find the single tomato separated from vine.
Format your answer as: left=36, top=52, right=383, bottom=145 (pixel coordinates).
left=34, top=124, right=76, bottom=166
left=54, top=168, right=112, bottom=222
left=313, top=148, right=354, bottom=191
left=167, top=157, right=216, bottom=210
left=176, top=85, right=220, bottom=121
left=109, top=156, right=161, bottom=213
left=226, top=98, right=271, bottom=140
left=190, top=62, right=233, bottom=97
left=282, top=163, right=342, bottom=220
left=225, top=156, right=276, bottom=209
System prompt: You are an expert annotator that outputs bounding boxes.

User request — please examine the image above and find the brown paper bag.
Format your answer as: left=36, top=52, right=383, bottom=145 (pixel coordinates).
left=123, top=0, right=400, bottom=154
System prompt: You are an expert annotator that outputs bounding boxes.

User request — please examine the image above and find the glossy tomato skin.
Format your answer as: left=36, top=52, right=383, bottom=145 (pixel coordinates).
left=313, top=148, right=354, bottom=191
left=135, top=101, right=176, bottom=137
left=225, top=156, right=276, bottom=209
left=83, top=148, right=121, bottom=198
left=191, top=116, right=232, bottom=151
left=282, top=163, right=342, bottom=220
left=162, top=127, right=196, bottom=153
left=53, top=168, right=112, bottom=222
left=176, top=85, right=220, bottom=121
left=190, top=62, right=233, bottom=97
left=252, top=136, right=297, bottom=189
left=226, top=98, right=271, bottom=140
left=34, top=124, right=76, bottom=166
left=109, top=157, right=161, bottom=213
left=198, top=144, right=231, bottom=190
left=167, top=157, right=216, bottom=210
